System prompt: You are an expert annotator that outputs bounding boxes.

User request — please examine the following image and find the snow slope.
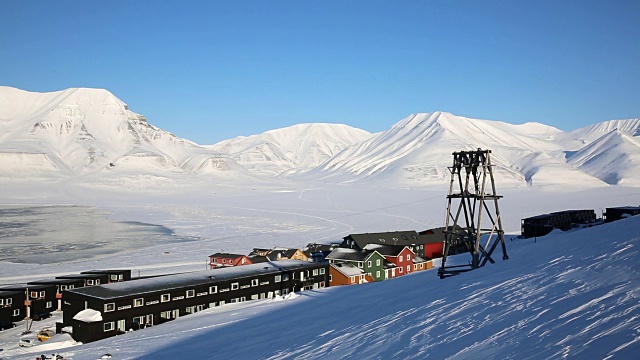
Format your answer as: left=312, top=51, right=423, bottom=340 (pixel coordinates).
left=0, top=86, right=251, bottom=183
left=207, top=123, right=373, bottom=176
left=303, top=112, right=604, bottom=188
left=567, top=130, right=640, bottom=186
left=5, top=212, right=639, bottom=360
left=555, top=118, right=640, bottom=149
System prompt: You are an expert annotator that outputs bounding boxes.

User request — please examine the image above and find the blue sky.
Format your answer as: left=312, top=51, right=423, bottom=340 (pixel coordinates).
left=1, top=1, right=639, bottom=144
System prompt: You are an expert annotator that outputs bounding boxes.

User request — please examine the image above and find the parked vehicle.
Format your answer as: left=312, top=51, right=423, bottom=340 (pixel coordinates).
left=37, top=329, right=55, bottom=342
left=0, top=321, right=15, bottom=331
left=32, top=312, right=52, bottom=321
left=18, top=338, right=34, bottom=347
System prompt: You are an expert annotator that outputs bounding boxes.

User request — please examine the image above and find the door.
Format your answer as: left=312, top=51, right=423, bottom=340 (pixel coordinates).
left=117, top=319, right=126, bottom=333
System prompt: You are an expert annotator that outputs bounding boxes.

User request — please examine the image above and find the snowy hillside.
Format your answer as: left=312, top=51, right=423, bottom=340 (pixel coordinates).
left=567, top=130, right=640, bottom=186
left=4, top=212, right=639, bottom=359
left=207, top=123, right=373, bottom=176
left=302, top=112, right=605, bottom=188
left=555, top=118, right=640, bottom=148
left=0, top=86, right=250, bottom=183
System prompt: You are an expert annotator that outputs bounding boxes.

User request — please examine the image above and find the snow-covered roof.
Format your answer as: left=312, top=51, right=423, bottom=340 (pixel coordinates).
left=330, top=263, right=364, bottom=277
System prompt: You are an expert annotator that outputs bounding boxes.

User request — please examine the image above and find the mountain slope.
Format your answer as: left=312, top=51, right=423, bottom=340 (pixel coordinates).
left=554, top=118, right=640, bottom=149
left=302, top=112, right=604, bottom=187
left=207, top=123, right=373, bottom=176
left=0, top=86, right=248, bottom=181
left=567, top=129, right=640, bottom=186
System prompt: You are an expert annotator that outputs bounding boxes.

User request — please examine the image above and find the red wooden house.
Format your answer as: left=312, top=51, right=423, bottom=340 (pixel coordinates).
left=364, top=244, right=415, bottom=277
left=419, top=227, right=447, bottom=259
left=208, top=253, right=253, bottom=269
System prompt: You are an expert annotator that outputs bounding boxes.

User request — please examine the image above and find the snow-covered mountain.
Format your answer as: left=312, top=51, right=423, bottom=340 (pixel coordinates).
left=0, top=86, right=249, bottom=182
left=207, top=123, right=372, bottom=176
left=302, top=112, right=607, bottom=188
left=2, top=86, right=639, bottom=189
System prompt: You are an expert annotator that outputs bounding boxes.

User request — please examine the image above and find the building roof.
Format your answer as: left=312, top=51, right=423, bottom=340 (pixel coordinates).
left=326, top=248, right=372, bottom=262
left=66, top=260, right=320, bottom=300
left=344, top=231, right=434, bottom=248
left=606, top=206, right=640, bottom=211
left=81, top=269, right=131, bottom=275
left=330, top=263, right=364, bottom=277
left=0, top=284, right=53, bottom=291
left=362, top=244, right=413, bottom=256
left=27, top=278, right=84, bottom=286
left=209, top=253, right=247, bottom=259
left=56, top=273, right=107, bottom=280
left=0, top=289, right=23, bottom=296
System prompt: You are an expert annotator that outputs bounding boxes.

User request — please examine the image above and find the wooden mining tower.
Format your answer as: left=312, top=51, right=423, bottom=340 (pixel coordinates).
left=438, top=149, right=508, bottom=278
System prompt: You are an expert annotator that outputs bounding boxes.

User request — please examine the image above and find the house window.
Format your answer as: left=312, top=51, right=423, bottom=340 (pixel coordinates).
left=0, top=299, right=3, bottom=306
left=46, top=301, right=52, bottom=308
left=319, top=281, right=325, bottom=288
left=407, top=266, right=411, bottom=273
left=251, top=294, right=259, bottom=300
left=329, top=275, right=332, bottom=282
left=367, top=261, right=372, bottom=267
left=104, top=303, right=115, bottom=312
left=40, top=291, right=45, bottom=298
left=376, top=271, right=380, bottom=278
left=30, top=291, right=38, bottom=298
left=358, top=262, right=363, bottom=268
left=407, top=254, right=411, bottom=261
left=60, top=285, right=67, bottom=291
left=6, top=298, right=11, bottom=305
left=160, top=311, right=171, bottom=319
left=319, top=268, right=325, bottom=275
left=69, top=285, right=74, bottom=290
left=186, top=290, right=195, bottom=298
left=231, top=283, right=239, bottom=290
left=209, top=302, right=218, bottom=307
left=414, top=264, right=418, bottom=270
left=161, top=294, right=170, bottom=303
left=313, top=269, right=319, bottom=276
left=87, top=280, right=95, bottom=286
left=134, top=298, right=144, bottom=307
left=209, top=286, right=218, bottom=294
left=399, top=257, right=403, bottom=263
left=399, top=268, right=403, bottom=273
left=104, top=322, right=115, bottom=332
left=274, top=275, right=281, bottom=283
left=283, top=273, right=289, bottom=281
left=251, top=279, right=258, bottom=287
left=13, top=309, right=19, bottom=316
left=350, top=276, right=355, bottom=283
left=376, top=259, right=381, bottom=266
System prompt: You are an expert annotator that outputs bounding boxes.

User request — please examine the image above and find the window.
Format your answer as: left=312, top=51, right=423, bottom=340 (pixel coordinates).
left=104, top=322, right=115, bottom=332
left=399, top=268, right=403, bottom=273
left=46, top=301, right=52, bottom=308
left=209, top=302, right=218, bottom=307
left=186, top=290, right=195, bottom=298
left=13, top=309, right=19, bottom=316
left=30, top=291, right=38, bottom=298
left=407, top=254, right=411, bottom=261
left=367, top=261, right=372, bottom=267
left=134, top=298, right=144, bottom=307
left=96, top=280, right=100, bottom=285
left=209, top=286, right=218, bottom=294
left=407, top=266, right=411, bottom=273
left=376, top=271, right=380, bottom=278
left=40, top=291, right=45, bottom=298
left=350, top=276, right=355, bottom=283
left=329, top=275, right=332, bottom=282
left=251, top=279, right=258, bottom=287
left=160, top=311, right=171, bottom=319
left=274, top=275, right=282, bottom=283
left=161, top=294, right=170, bottom=303
left=87, top=280, right=95, bottom=286
left=319, top=268, right=325, bottom=275
left=104, top=303, right=115, bottom=312
left=251, top=294, right=259, bottom=300
left=0, top=299, right=3, bottom=306
left=319, top=281, right=325, bottom=288
left=69, top=285, right=74, bottom=290
left=60, top=285, right=67, bottom=291
left=313, top=269, right=319, bottom=276
left=6, top=298, right=11, bottom=305
left=231, top=283, right=239, bottom=290
left=376, top=259, right=381, bottom=266
left=399, top=257, right=403, bottom=263
left=282, top=273, right=289, bottom=281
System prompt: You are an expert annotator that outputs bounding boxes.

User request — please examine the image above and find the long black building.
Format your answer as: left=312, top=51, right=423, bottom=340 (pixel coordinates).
left=59, top=260, right=329, bottom=343
left=521, top=209, right=596, bottom=238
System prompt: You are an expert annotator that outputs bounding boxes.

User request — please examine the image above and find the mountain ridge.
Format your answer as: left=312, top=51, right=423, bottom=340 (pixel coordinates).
left=1, top=86, right=639, bottom=188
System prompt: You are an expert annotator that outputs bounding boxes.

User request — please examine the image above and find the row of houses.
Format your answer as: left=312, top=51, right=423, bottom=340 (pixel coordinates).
left=58, top=260, right=328, bottom=343
left=0, top=269, right=131, bottom=326
left=520, top=206, right=640, bottom=239
left=209, top=229, right=448, bottom=287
